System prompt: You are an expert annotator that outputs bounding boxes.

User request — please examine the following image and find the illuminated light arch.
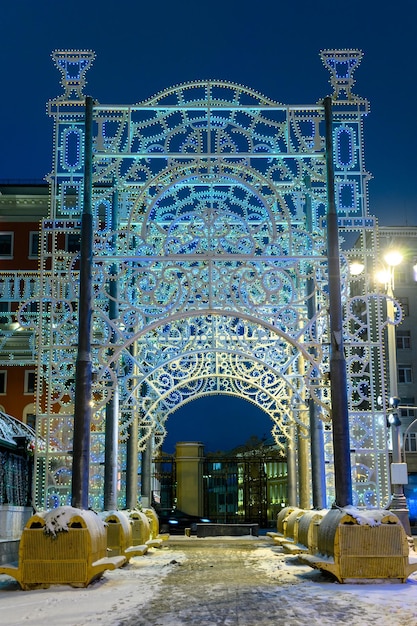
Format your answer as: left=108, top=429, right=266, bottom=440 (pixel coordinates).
left=24, top=49, right=391, bottom=511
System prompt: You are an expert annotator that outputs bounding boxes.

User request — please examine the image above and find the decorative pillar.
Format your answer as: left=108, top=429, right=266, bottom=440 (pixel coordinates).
left=71, top=96, right=94, bottom=510
left=324, top=96, right=352, bottom=507
left=286, top=425, right=298, bottom=506
left=175, top=442, right=205, bottom=516
left=103, top=186, right=120, bottom=511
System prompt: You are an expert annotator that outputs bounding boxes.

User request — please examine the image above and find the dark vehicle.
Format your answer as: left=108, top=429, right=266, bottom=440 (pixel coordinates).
left=157, top=508, right=211, bottom=534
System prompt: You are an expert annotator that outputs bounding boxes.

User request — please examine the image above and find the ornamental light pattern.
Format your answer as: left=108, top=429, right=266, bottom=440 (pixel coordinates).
left=13, top=49, right=393, bottom=510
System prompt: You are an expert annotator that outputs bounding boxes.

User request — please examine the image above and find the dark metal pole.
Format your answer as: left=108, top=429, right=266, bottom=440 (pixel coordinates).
left=141, top=436, right=152, bottom=507
left=126, top=410, right=139, bottom=508
left=309, top=399, right=326, bottom=508
left=104, top=185, right=119, bottom=510
left=71, top=96, right=94, bottom=509
left=305, top=174, right=327, bottom=509
left=286, top=424, right=298, bottom=506
left=126, top=340, right=139, bottom=509
left=324, top=96, right=352, bottom=507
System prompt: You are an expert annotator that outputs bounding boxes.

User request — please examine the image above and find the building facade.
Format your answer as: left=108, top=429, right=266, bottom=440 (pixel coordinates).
left=377, top=226, right=417, bottom=522
left=0, top=184, right=48, bottom=427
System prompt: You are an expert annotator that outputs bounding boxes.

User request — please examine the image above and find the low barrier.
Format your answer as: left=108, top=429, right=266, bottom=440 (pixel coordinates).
left=196, top=523, right=258, bottom=537
left=296, top=509, right=328, bottom=554
left=143, top=507, right=159, bottom=538
left=276, top=506, right=303, bottom=536
left=103, top=510, right=149, bottom=561
left=128, top=508, right=165, bottom=548
left=128, top=509, right=151, bottom=545
left=298, top=507, right=417, bottom=583
left=0, top=506, right=125, bottom=589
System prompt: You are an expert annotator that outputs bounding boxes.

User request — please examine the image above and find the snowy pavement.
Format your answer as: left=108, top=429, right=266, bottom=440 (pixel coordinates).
left=1, top=537, right=417, bottom=625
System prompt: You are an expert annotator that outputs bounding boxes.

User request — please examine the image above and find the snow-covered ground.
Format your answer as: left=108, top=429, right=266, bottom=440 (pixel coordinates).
left=1, top=537, right=417, bottom=625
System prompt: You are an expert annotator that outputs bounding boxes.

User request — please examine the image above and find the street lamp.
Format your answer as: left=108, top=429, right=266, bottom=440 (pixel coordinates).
left=376, top=250, right=411, bottom=535
left=349, top=260, right=365, bottom=277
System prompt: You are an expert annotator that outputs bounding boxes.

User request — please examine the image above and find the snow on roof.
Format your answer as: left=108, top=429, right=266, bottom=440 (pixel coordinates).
left=0, top=410, right=36, bottom=447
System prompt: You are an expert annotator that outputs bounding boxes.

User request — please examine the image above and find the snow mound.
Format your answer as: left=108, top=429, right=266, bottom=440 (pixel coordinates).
left=339, top=505, right=395, bottom=527
left=39, top=506, right=92, bottom=537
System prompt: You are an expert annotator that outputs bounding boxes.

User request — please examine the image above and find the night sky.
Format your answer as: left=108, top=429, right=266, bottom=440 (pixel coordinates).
left=2, top=2, right=416, bottom=451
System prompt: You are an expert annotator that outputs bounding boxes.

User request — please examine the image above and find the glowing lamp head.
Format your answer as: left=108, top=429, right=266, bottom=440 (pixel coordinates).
left=375, top=268, right=390, bottom=285
left=384, top=250, right=403, bottom=267
left=350, top=260, right=365, bottom=276
left=386, top=413, right=401, bottom=428
left=389, top=396, right=401, bottom=409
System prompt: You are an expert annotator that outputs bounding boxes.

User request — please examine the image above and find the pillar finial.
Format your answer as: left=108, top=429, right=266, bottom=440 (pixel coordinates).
left=320, top=49, right=363, bottom=102
left=51, top=50, right=96, bottom=101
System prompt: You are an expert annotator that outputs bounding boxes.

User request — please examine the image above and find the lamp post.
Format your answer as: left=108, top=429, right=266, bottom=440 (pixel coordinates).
left=377, top=250, right=411, bottom=535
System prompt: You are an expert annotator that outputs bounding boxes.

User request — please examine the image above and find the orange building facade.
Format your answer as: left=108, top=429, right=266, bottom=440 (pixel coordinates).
left=0, top=184, right=48, bottom=427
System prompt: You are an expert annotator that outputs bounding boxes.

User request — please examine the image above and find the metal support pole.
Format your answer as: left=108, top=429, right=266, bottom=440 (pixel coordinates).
left=309, top=398, right=327, bottom=508
left=286, top=424, right=298, bottom=506
left=126, top=341, right=139, bottom=509
left=126, top=411, right=139, bottom=509
left=71, top=96, right=94, bottom=510
left=298, top=425, right=310, bottom=508
left=386, top=280, right=411, bottom=534
left=141, top=436, right=153, bottom=508
left=104, top=185, right=119, bottom=510
left=324, top=96, right=352, bottom=508
left=305, top=174, right=327, bottom=509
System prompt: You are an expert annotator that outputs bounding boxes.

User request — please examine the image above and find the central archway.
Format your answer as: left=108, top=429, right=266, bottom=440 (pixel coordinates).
left=28, top=50, right=391, bottom=515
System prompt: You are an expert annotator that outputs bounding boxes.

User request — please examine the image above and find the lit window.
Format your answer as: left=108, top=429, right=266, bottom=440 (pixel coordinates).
left=0, top=232, right=13, bottom=258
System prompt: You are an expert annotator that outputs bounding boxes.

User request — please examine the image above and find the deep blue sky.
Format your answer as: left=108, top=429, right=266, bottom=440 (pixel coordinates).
left=2, top=2, right=416, bottom=450
left=2, top=1, right=416, bottom=226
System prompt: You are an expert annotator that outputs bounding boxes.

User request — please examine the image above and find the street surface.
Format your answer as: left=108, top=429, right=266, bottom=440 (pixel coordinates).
left=118, top=537, right=417, bottom=626
left=2, top=537, right=417, bottom=625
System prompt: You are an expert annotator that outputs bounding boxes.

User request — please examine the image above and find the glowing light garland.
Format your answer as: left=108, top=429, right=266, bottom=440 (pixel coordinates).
left=15, top=48, right=391, bottom=511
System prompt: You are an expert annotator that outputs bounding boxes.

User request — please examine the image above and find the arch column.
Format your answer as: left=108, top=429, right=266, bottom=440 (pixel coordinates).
left=175, top=442, right=205, bottom=516
left=286, top=424, right=298, bottom=506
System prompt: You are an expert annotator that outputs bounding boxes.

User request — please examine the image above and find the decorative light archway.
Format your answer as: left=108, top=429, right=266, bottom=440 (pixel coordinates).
left=20, top=49, right=391, bottom=511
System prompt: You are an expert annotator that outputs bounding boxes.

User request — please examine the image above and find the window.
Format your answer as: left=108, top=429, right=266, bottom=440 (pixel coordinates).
left=23, top=404, right=36, bottom=430
left=25, top=413, right=36, bottom=430
left=66, top=232, right=81, bottom=253
left=395, top=268, right=407, bottom=285
left=397, top=297, right=409, bottom=316
left=0, top=302, right=10, bottom=324
left=398, top=365, right=413, bottom=384
left=0, top=232, right=13, bottom=258
left=29, top=231, right=40, bottom=258
left=397, top=330, right=411, bottom=350
left=401, top=399, right=415, bottom=419
left=405, top=432, right=417, bottom=452
left=24, top=371, right=36, bottom=394
left=0, top=371, right=6, bottom=394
